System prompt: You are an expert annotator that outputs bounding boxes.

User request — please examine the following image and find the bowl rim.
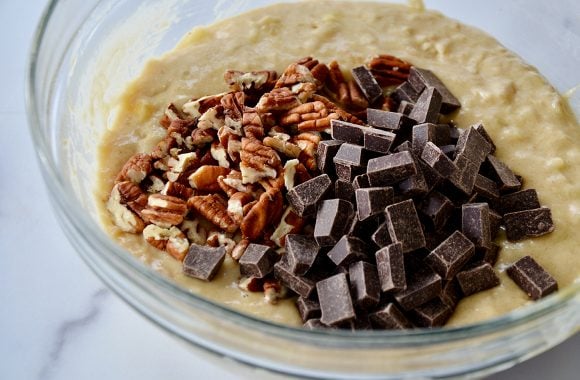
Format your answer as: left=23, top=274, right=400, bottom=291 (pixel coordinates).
left=26, top=0, right=580, bottom=348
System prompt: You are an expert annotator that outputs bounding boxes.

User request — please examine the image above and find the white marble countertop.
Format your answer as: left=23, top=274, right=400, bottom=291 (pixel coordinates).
left=0, top=1, right=578, bottom=379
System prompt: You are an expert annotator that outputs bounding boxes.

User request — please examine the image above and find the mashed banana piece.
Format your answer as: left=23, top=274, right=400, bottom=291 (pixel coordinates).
left=97, top=1, right=580, bottom=326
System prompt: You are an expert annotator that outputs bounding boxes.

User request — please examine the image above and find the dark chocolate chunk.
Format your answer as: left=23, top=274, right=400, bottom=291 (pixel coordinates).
left=456, top=262, right=500, bottom=296
left=183, top=244, right=226, bottom=281
left=367, top=109, right=415, bottom=131
left=238, top=243, right=278, bottom=278
left=371, top=221, right=393, bottom=248
left=425, top=231, right=475, bottom=279
left=506, top=256, right=558, bottom=300
left=449, top=154, right=479, bottom=195
left=409, top=298, right=453, bottom=328
left=327, top=235, right=368, bottom=267
left=287, top=174, right=332, bottom=217
left=455, top=126, right=492, bottom=165
left=397, top=100, right=415, bottom=115
left=417, top=158, right=443, bottom=193
left=462, top=203, right=491, bottom=249
left=384, top=199, right=426, bottom=253
left=285, top=234, right=320, bottom=276
left=334, top=143, right=370, bottom=167
left=503, top=207, right=554, bottom=241
left=348, top=214, right=383, bottom=242
left=421, top=141, right=456, bottom=177
left=349, top=261, right=381, bottom=310
left=498, top=189, right=541, bottom=215
left=477, top=243, right=500, bottom=266
left=449, top=125, right=461, bottom=142
left=317, top=140, right=343, bottom=176
left=485, top=155, right=522, bottom=193
left=419, top=191, right=454, bottom=231
left=411, top=123, right=437, bottom=156
left=398, top=157, right=429, bottom=197
left=474, top=174, right=500, bottom=200
left=335, top=179, right=355, bottom=202
left=314, top=199, right=355, bottom=247
left=303, top=318, right=327, bottom=329
left=489, top=210, right=502, bottom=238
left=408, top=87, right=442, bottom=124
left=334, top=161, right=365, bottom=181
left=391, top=81, right=421, bottom=103
left=394, top=259, right=442, bottom=310
left=369, top=303, right=413, bottom=329
left=317, top=273, right=356, bottom=326
left=273, top=257, right=317, bottom=298
left=440, top=279, right=462, bottom=307
left=355, top=187, right=394, bottom=221
left=352, top=66, right=383, bottom=103
left=296, top=297, right=321, bottom=322
left=352, top=174, right=371, bottom=190
left=366, top=151, right=417, bottom=186
left=363, top=127, right=396, bottom=154
left=408, top=67, right=461, bottom=113
left=375, top=242, right=406, bottom=293
left=440, top=144, right=456, bottom=158
left=393, top=140, right=412, bottom=153
left=473, top=123, right=496, bottom=153
left=331, top=119, right=364, bottom=145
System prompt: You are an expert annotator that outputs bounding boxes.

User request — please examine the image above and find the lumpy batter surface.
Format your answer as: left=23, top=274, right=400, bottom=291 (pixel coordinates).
left=97, top=1, right=580, bottom=326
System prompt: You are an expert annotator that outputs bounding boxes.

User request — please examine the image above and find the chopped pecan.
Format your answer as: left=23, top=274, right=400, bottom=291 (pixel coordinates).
left=270, top=207, right=305, bottom=247
left=188, top=165, right=231, bottom=192
left=117, top=180, right=149, bottom=217
left=296, top=57, right=330, bottom=84
left=347, top=79, right=369, bottom=109
left=227, top=191, right=255, bottom=225
left=311, top=94, right=364, bottom=125
left=282, top=159, right=313, bottom=190
left=241, top=190, right=283, bottom=240
left=180, top=219, right=207, bottom=245
left=238, top=275, right=264, bottom=292
left=198, top=105, right=225, bottom=130
left=143, top=224, right=189, bottom=261
left=198, top=149, right=219, bottom=167
left=275, top=63, right=319, bottom=89
left=292, top=133, right=320, bottom=172
left=159, top=103, right=191, bottom=129
left=256, top=87, right=301, bottom=113
left=278, top=100, right=336, bottom=132
left=224, top=70, right=277, bottom=93
left=263, top=278, right=287, bottom=304
left=152, top=135, right=177, bottom=159
left=141, top=194, right=188, bottom=228
left=239, top=137, right=281, bottom=184
left=146, top=175, right=165, bottom=193
left=210, top=140, right=231, bottom=168
left=161, top=181, right=194, bottom=200
left=206, top=231, right=236, bottom=256
left=190, top=128, right=216, bottom=147
left=218, top=170, right=258, bottom=197
left=231, top=238, right=251, bottom=261
left=182, top=92, right=227, bottom=118
left=115, top=153, right=153, bottom=184
left=221, top=91, right=245, bottom=125
left=107, top=183, right=146, bottom=233
left=188, top=194, right=238, bottom=233
left=368, top=54, right=411, bottom=86
left=242, top=108, right=265, bottom=139
left=263, top=136, right=301, bottom=159
left=166, top=152, right=198, bottom=182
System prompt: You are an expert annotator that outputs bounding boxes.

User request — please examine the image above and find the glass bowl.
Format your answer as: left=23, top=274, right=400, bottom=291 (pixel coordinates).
left=27, top=0, right=580, bottom=378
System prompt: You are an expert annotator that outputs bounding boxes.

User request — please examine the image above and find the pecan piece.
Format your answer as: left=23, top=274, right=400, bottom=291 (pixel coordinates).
left=182, top=92, right=228, bottom=118
left=242, top=108, right=265, bottom=139
left=231, top=238, right=251, bottom=261
left=205, top=231, right=236, bottom=256
left=161, top=181, right=194, bottom=200
left=275, top=63, right=319, bottom=89
left=198, top=105, right=225, bottom=130
left=224, top=70, right=277, bottom=93
left=238, top=276, right=264, bottom=292
left=256, top=87, right=301, bottom=113
left=166, top=152, right=198, bottom=183
left=188, top=194, right=238, bottom=233
left=116, top=153, right=153, bottom=184
left=141, top=194, right=188, bottom=228
left=239, top=137, right=281, bottom=184
left=368, top=54, right=411, bottom=86
left=296, top=57, right=330, bottom=84
left=227, top=191, right=255, bottom=225
left=264, top=278, right=287, bottom=304
left=270, top=207, right=305, bottom=247
left=107, top=183, right=146, bottom=233
left=188, top=165, right=231, bottom=192
left=180, top=219, right=208, bottom=245
left=262, top=136, right=301, bottom=159
left=221, top=91, right=245, bottom=125
left=241, top=190, right=283, bottom=240
left=190, top=128, right=216, bottom=147
left=312, top=94, right=364, bottom=125
left=117, top=180, right=149, bottom=217
left=159, top=103, right=191, bottom=129
left=143, top=224, right=189, bottom=261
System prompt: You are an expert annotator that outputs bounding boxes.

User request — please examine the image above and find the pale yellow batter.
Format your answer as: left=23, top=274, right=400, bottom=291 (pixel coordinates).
left=97, top=1, right=580, bottom=327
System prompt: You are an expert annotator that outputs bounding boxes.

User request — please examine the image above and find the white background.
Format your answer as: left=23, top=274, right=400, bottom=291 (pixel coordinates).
left=0, top=1, right=578, bottom=379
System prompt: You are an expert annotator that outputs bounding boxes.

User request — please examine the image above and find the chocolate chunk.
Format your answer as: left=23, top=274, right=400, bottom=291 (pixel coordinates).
left=369, top=303, right=413, bottom=329
left=462, top=203, right=491, bottom=249
left=393, top=140, right=412, bottom=153
left=425, top=231, right=475, bottom=279
left=327, top=235, right=368, bottom=267
left=331, top=119, right=364, bottom=144
left=474, top=174, right=500, bottom=200
left=366, top=151, right=417, bottom=186
left=352, top=174, right=371, bottom=189
left=296, top=297, right=321, bottom=322
left=411, top=123, right=448, bottom=156
left=504, top=207, right=554, bottom=241
left=397, top=100, right=415, bottom=115
left=317, top=140, right=343, bottom=176
left=285, top=234, right=320, bottom=276
left=363, top=127, right=396, bottom=154
left=417, top=159, right=443, bottom=193
left=449, top=125, right=461, bottom=142
left=303, top=318, right=326, bottom=329
left=449, top=154, right=479, bottom=195
left=287, top=174, right=332, bottom=217
left=408, top=67, right=461, bottom=113
left=371, top=221, right=393, bottom=248
left=334, top=161, right=365, bottom=181
left=489, top=209, right=502, bottom=238
left=456, top=262, right=500, bottom=296
left=440, top=279, right=462, bottom=307
left=409, top=298, right=452, bottom=328
left=408, top=87, right=442, bottom=124
left=349, top=261, right=381, bottom=310
left=314, top=199, right=355, bottom=247
left=485, top=155, right=522, bottom=193
left=507, top=256, right=558, bottom=300
left=421, top=141, right=456, bottom=177
left=367, top=109, right=415, bottom=131
left=238, top=243, right=278, bottom=278
left=477, top=243, right=500, bottom=265
left=345, top=314, right=372, bottom=331
left=183, top=244, right=226, bottom=281
left=317, top=273, right=356, bottom=326
left=391, top=81, right=421, bottom=104
left=419, top=191, right=453, bottom=231
left=348, top=214, right=383, bottom=242
left=335, top=179, right=355, bottom=202
left=334, top=143, right=370, bottom=167
left=394, top=259, right=442, bottom=310
left=440, top=144, right=456, bottom=158
left=473, top=123, right=496, bottom=153
left=376, top=242, right=406, bottom=293
left=498, top=189, right=541, bottom=215
left=455, top=126, right=492, bottom=165
left=352, top=66, right=383, bottom=103
left=398, top=157, right=429, bottom=197
left=384, top=199, right=426, bottom=253
left=273, top=257, right=317, bottom=298
left=355, top=187, right=394, bottom=221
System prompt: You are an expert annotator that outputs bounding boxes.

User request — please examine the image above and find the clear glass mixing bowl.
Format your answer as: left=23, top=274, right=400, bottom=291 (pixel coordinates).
left=27, top=0, right=580, bottom=378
